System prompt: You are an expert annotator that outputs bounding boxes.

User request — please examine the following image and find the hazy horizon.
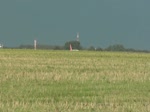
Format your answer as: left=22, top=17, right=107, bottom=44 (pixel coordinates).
left=0, top=0, right=150, bottom=50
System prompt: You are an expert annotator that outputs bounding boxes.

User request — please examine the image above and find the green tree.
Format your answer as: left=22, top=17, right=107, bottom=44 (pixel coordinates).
left=96, top=47, right=103, bottom=51
left=64, top=41, right=82, bottom=50
left=106, top=44, right=125, bottom=51
left=88, top=46, right=96, bottom=51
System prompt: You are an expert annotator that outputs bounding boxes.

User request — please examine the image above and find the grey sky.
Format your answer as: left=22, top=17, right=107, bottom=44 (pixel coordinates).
left=0, top=0, right=150, bottom=50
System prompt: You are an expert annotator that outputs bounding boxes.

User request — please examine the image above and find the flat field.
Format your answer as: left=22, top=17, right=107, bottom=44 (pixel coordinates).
left=0, top=49, right=150, bottom=112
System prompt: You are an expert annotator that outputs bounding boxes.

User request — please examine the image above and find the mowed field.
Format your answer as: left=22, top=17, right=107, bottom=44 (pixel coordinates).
left=0, top=49, right=150, bottom=112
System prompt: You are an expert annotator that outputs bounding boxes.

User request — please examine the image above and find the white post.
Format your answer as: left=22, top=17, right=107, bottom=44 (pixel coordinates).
left=77, top=32, right=79, bottom=41
left=0, top=44, right=3, bottom=48
left=34, top=39, right=37, bottom=50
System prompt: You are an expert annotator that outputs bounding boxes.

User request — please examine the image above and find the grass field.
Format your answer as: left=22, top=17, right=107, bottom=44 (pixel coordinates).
left=0, top=49, right=150, bottom=112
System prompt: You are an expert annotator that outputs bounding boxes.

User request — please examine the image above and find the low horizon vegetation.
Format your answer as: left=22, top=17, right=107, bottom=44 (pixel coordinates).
left=2, top=41, right=150, bottom=53
left=0, top=49, right=150, bottom=111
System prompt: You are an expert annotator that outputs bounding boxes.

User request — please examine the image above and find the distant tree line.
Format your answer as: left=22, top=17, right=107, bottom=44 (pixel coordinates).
left=18, top=41, right=82, bottom=50
left=19, top=44, right=64, bottom=50
left=3, top=41, right=150, bottom=53
left=88, top=44, right=150, bottom=53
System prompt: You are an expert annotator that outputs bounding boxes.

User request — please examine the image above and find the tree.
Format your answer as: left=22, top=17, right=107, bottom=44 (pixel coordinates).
left=96, top=47, right=103, bottom=51
left=88, top=46, right=95, bottom=51
left=64, top=41, right=82, bottom=50
left=53, top=46, right=64, bottom=50
left=106, top=44, right=125, bottom=51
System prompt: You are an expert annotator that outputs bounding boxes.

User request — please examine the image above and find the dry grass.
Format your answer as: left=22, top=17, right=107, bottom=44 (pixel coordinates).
left=0, top=49, right=150, bottom=111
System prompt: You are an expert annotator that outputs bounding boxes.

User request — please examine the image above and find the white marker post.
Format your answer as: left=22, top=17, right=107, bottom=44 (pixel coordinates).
left=34, top=39, right=37, bottom=50
left=0, top=44, right=3, bottom=48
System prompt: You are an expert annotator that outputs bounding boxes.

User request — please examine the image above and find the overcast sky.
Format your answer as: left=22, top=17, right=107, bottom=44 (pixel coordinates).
left=0, top=0, right=150, bottom=50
